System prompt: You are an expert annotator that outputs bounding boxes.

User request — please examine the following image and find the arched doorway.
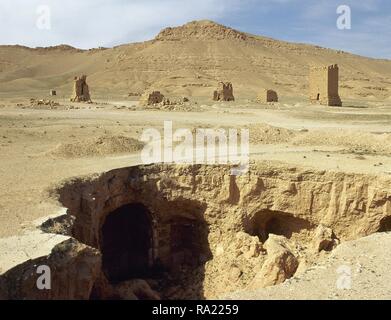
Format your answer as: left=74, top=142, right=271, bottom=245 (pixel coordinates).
left=247, top=210, right=313, bottom=242
left=101, top=203, right=153, bottom=283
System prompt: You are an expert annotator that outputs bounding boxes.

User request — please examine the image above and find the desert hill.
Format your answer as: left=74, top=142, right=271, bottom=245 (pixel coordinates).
left=0, top=20, right=390, bottom=101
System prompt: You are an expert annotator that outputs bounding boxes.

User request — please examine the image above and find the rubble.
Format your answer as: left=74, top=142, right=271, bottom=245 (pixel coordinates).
left=139, top=90, right=165, bottom=106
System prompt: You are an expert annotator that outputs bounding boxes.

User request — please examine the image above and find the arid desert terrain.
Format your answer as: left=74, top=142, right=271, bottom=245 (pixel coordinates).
left=1, top=20, right=391, bottom=300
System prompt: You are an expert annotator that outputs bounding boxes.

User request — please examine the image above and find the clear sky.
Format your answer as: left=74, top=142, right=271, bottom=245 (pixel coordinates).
left=0, top=0, right=390, bottom=59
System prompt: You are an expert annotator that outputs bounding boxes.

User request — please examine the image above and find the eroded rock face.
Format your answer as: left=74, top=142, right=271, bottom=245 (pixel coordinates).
left=312, top=225, right=339, bottom=252
left=52, top=163, right=391, bottom=298
left=155, top=20, right=249, bottom=42
left=0, top=237, right=101, bottom=300
left=249, top=235, right=298, bottom=288
left=234, top=232, right=264, bottom=259
left=2, top=163, right=391, bottom=300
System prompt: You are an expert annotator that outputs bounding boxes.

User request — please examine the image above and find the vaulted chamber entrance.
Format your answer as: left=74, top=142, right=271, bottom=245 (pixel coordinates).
left=101, top=203, right=153, bottom=283
left=247, top=210, right=313, bottom=242
left=378, top=216, right=391, bottom=232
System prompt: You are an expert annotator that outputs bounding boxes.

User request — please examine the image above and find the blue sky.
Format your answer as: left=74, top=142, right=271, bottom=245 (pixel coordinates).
left=0, top=0, right=390, bottom=59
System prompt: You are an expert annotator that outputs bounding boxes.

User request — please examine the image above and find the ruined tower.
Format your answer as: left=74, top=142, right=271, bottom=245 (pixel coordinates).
left=71, top=75, right=91, bottom=102
left=213, top=82, right=235, bottom=102
left=140, top=90, right=165, bottom=105
left=309, top=64, right=342, bottom=106
left=257, top=89, right=278, bottom=103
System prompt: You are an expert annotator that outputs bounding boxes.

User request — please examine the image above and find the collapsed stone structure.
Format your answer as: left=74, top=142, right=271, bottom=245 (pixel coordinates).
left=309, top=64, right=342, bottom=106
left=71, top=75, right=91, bottom=102
left=140, top=90, right=165, bottom=105
left=29, top=98, right=60, bottom=109
left=213, top=82, right=235, bottom=101
left=257, top=89, right=278, bottom=103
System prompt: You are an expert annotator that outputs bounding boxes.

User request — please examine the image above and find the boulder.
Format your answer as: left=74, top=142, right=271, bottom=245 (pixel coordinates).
left=249, top=234, right=298, bottom=288
left=234, top=231, right=263, bottom=259
left=312, top=225, right=339, bottom=252
left=0, top=235, right=101, bottom=300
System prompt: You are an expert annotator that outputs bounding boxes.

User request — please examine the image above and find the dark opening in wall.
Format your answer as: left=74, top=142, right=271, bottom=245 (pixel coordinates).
left=169, top=217, right=211, bottom=269
left=378, top=216, right=391, bottom=232
left=101, top=203, right=153, bottom=283
left=247, top=209, right=313, bottom=242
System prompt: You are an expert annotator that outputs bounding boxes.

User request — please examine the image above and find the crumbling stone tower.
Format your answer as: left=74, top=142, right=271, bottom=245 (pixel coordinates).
left=309, top=64, right=342, bottom=106
left=257, top=89, right=278, bottom=103
left=139, top=90, right=165, bottom=105
left=213, top=82, right=235, bottom=101
left=71, top=75, right=91, bottom=102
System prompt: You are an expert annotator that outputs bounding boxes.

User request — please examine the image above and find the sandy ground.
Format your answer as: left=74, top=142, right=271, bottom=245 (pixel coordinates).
left=1, top=98, right=391, bottom=238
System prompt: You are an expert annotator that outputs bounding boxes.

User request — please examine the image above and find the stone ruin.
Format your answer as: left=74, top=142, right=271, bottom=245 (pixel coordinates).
left=213, top=82, right=235, bottom=102
left=50, top=90, right=57, bottom=96
left=140, top=90, right=165, bottom=106
left=71, top=75, right=91, bottom=102
left=309, top=64, right=342, bottom=106
left=257, top=89, right=278, bottom=103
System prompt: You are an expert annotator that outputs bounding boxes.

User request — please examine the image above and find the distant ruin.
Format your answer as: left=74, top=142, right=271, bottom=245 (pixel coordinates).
left=257, top=89, right=278, bottom=103
left=140, top=90, right=165, bottom=105
left=50, top=90, right=57, bottom=96
left=213, top=82, right=235, bottom=102
left=71, top=75, right=91, bottom=102
left=309, top=64, right=342, bottom=106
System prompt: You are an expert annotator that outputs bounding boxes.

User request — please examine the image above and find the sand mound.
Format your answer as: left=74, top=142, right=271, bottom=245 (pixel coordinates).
left=49, top=135, right=144, bottom=158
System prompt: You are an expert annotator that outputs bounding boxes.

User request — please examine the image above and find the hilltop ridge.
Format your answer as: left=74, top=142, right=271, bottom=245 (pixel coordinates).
left=155, top=20, right=250, bottom=41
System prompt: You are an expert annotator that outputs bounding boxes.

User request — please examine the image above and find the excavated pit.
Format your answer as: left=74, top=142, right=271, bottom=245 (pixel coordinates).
left=26, top=163, right=391, bottom=299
